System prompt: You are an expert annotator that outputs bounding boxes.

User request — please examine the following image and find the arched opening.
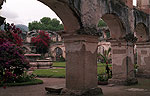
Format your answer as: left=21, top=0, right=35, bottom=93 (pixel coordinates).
left=101, top=14, right=126, bottom=39
left=54, top=47, right=64, bottom=61
left=97, top=13, right=127, bottom=84
left=135, top=23, right=148, bottom=42
left=1, top=0, right=81, bottom=32
left=134, top=23, right=150, bottom=78
left=38, top=0, right=81, bottom=32
left=0, top=0, right=82, bottom=94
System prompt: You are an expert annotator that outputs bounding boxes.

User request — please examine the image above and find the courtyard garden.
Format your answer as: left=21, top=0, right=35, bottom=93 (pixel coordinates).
left=33, top=62, right=112, bottom=79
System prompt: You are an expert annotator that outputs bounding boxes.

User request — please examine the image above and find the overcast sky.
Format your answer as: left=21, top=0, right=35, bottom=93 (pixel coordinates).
left=1, top=0, right=61, bottom=26
left=1, top=0, right=137, bottom=26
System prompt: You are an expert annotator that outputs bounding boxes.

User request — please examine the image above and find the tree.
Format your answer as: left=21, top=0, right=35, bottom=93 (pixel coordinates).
left=28, top=17, right=64, bottom=31
left=0, top=23, right=29, bottom=85
left=98, top=48, right=111, bottom=64
left=98, top=48, right=112, bottom=78
left=31, top=30, right=51, bottom=54
left=98, top=19, right=107, bottom=28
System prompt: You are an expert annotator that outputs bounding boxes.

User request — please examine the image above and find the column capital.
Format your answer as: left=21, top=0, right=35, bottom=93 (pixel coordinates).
left=136, top=42, right=150, bottom=48
left=63, top=35, right=99, bottom=43
left=108, top=39, right=134, bottom=47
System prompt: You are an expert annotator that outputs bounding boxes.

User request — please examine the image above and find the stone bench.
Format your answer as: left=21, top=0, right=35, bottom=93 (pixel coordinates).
left=45, top=86, right=63, bottom=95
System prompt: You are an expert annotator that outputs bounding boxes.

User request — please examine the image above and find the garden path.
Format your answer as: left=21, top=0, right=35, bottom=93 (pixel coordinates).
left=0, top=78, right=150, bottom=96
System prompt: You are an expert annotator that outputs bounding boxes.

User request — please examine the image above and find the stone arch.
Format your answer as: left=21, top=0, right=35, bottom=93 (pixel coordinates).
left=1, top=0, right=81, bottom=33
left=38, top=0, right=81, bottom=33
left=53, top=47, right=63, bottom=61
left=135, top=23, right=149, bottom=42
left=100, top=14, right=126, bottom=39
left=22, top=45, right=32, bottom=53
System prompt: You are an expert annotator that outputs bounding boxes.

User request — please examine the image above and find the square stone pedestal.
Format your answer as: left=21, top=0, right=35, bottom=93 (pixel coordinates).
left=62, top=35, right=103, bottom=95
left=136, top=42, right=150, bottom=78
left=109, top=40, right=138, bottom=85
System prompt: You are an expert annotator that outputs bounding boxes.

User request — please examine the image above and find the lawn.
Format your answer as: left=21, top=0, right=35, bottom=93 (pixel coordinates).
left=53, top=62, right=111, bottom=68
left=33, top=69, right=65, bottom=78
left=33, top=62, right=112, bottom=78
left=52, top=62, right=66, bottom=67
left=0, top=79, right=43, bottom=87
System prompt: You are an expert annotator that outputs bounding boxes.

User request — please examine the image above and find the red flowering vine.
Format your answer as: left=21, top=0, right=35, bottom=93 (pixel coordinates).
left=2, top=23, right=23, bottom=46
left=31, top=30, right=51, bottom=54
left=0, top=23, right=29, bottom=88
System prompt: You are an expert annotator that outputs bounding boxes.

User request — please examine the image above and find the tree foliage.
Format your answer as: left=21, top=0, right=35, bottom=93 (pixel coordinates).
left=98, top=48, right=111, bottom=64
left=31, top=30, right=51, bottom=54
left=0, top=23, right=29, bottom=85
left=28, top=17, right=64, bottom=31
left=98, top=19, right=107, bottom=28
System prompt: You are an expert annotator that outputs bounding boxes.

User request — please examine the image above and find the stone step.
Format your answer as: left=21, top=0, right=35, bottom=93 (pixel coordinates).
left=45, top=86, right=63, bottom=95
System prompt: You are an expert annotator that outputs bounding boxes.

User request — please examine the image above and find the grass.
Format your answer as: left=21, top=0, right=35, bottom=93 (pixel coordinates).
left=53, top=62, right=111, bottom=68
left=0, top=79, right=43, bottom=87
left=53, top=62, right=66, bottom=67
left=33, top=69, right=66, bottom=78
left=33, top=62, right=112, bottom=78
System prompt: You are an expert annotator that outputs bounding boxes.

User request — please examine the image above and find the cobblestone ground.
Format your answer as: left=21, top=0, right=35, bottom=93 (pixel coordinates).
left=0, top=78, right=150, bottom=96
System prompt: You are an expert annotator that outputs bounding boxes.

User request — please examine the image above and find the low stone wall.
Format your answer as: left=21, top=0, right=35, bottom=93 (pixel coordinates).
left=29, top=60, right=53, bottom=70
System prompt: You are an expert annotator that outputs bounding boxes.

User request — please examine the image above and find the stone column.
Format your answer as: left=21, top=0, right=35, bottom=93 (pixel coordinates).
left=109, top=40, right=138, bottom=85
left=61, top=35, right=102, bottom=95
left=136, top=42, right=150, bottom=78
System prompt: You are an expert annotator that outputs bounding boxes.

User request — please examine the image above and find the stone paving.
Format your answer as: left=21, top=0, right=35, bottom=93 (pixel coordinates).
left=0, top=78, right=150, bottom=96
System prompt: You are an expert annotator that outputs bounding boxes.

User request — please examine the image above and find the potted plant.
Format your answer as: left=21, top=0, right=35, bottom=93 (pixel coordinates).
left=98, top=74, right=108, bottom=85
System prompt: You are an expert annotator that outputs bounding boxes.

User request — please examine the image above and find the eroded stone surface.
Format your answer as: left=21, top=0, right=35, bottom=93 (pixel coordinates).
left=61, top=87, right=103, bottom=96
left=64, top=35, right=98, bottom=90
left=110, top=41, right=136, bottom=85
left=45, top=86, right=63, bottom=95
left=126, top=88, right=148, bottom=92
left=136, top=43, right=150, bottom=78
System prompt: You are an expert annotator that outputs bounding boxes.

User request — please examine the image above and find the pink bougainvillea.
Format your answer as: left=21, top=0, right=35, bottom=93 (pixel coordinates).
left=0, top=23, right=29, bottom=87
left=31, top=30, right=51, bottom=54
left=1, top=23, right=23, bottom=46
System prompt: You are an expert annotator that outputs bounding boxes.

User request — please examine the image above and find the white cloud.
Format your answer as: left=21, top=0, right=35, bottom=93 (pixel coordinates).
left=1, top=7, right=18, bottom=19
left=1, top=0, right=61, bottom=26
left=133, top=0, right=137, bottom=6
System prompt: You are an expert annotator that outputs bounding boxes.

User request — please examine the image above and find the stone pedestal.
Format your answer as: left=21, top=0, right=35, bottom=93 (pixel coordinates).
left=62, top=35, right=103, bottom=95
left=136, top=42, right=150, bottom=78
left=109, top=40, right=137, bottom=85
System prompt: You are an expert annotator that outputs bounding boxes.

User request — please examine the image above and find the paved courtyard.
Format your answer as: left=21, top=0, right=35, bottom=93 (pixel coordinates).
left=0, top=78, right=150, bottom=96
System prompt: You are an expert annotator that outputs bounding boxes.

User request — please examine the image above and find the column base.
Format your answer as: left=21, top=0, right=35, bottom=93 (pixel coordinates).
left=137, top=74, right=150, bottom=78
left=60, top=87, right=103, bottom=96
left=109, top=78, right=138, bottom=86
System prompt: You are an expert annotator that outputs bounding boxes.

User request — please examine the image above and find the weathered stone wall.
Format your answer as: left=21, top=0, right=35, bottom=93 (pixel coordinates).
left=0, top=0, right=150, bottom=94
left=136, top=43, right=150, bottom=78
left=50, top=43, right=66, bottom=59
left=109, top=40, right=136, bottom=85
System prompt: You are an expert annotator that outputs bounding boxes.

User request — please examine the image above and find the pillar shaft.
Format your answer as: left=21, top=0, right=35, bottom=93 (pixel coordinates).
left=64, top=35, right=98, bottom=90
left=109, top=40, right=137, bottom=85
left=136, top=42, right=150, bottom=78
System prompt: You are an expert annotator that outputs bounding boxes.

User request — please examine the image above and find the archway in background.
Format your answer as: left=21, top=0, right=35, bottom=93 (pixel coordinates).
left=54, top=47, right=63, bottom=61
left=135, top=22, right=150, bottom=78
left=101, top=14, right=126, bottom=39
left=135, top=23, right=148, bottom=42
left=97, top=13, right=131, bottom=84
